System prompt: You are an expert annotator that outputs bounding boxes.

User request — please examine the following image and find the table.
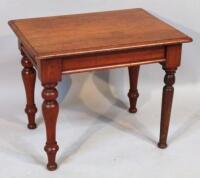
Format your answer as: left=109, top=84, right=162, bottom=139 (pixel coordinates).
left=9, top=8, right=192, bottom=170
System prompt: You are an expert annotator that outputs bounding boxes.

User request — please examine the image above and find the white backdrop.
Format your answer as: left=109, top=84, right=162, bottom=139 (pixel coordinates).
left=0, top=1, right=200, bottom=178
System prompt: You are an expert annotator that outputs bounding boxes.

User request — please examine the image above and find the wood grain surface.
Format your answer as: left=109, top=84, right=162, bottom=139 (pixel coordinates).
left=9, top=8, right=192, bottom=60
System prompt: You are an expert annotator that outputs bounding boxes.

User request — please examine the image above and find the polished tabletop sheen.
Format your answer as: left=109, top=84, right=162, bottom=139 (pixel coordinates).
left=9, top=8, right=192, bottom=60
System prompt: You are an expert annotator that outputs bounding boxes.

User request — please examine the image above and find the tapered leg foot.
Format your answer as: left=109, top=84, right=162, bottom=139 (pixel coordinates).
left=27, top=122, right=37, bottom=129
left=158, top=142, right=168, bottom=149
left=21, top=56, right=37, bottom=129
left=44, top=144, right=59, bottom=171
left=158, top=68, right=176, bottom=149
left=47, top=163, right=57, bottom=171
left=25, top=104, right=37, bottom=129
left=129, top=107, right=137, bottom=113
left=42, top=83, right=59, bottom=170
left=128, top=66, right=140, bottom=113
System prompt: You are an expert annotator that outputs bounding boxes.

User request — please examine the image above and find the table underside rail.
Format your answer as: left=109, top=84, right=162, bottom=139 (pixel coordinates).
left=62, top=46, right=166, bottom=74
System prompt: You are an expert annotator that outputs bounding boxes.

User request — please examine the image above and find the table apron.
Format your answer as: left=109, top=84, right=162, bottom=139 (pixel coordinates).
left=62, top=46, right=165, bottom=74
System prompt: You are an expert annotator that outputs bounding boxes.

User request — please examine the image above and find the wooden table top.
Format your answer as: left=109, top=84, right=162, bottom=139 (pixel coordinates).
left=9, top=8, right=192, bottom=60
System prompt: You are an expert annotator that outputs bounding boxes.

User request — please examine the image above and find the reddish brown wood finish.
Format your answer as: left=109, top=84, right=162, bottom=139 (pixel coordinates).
left=21, top=55, right=37, bottom=129
left=8, top=8, right=191, bottom=61
left=9, top=8, right=192, bottom=170
left=128, top=66, right=140, bottom=113
left=42, top=83, right=59, bottom=171
left=158, top=44, right=182, bottom=148
left=158, top=68, right=176, bottom=148
left=62, top=46, right=165, bottom=74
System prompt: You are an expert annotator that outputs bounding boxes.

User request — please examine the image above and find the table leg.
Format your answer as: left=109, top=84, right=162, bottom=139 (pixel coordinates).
left=128, top=66, right=140, bottom=113
left=42, top=83, right=59, bottom=171
left=21, top=56, right=37, bottom=129
left=158, top=68, right=176, bottom=148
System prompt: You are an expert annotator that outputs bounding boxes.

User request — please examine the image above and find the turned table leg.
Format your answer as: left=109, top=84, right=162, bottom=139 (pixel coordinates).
left=158, top=67, right=176, bottom=148
left=21, top=56, right=37, bottom=129
left=128, top=66, right=140, bottom=113
left=42, top=83, right=59, bottom=171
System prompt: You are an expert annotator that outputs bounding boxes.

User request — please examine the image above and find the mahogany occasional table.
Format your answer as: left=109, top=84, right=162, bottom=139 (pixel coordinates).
left=9, top=8, right=192, bottom=170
